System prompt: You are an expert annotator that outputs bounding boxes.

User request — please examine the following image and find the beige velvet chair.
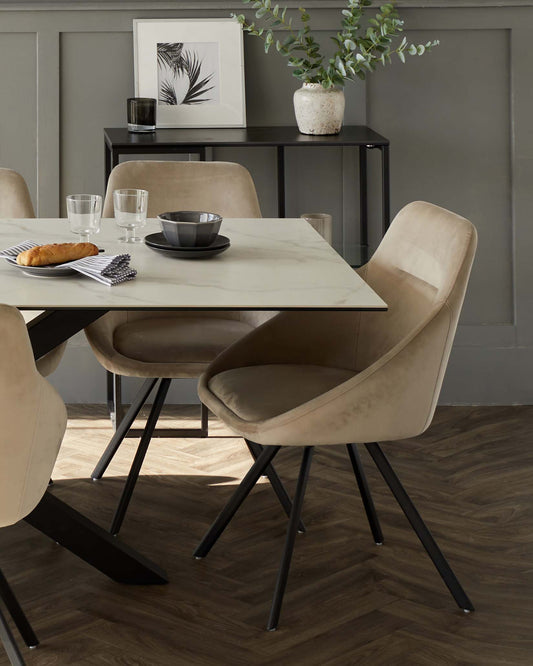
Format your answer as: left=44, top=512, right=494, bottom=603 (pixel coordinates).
left=85, top=160, right=277, bottom=536
left=0, top=304, right=67, bottom=665
left=194, top=201, right=478, bottom=630
left=0, top=168, right=65, bottom=377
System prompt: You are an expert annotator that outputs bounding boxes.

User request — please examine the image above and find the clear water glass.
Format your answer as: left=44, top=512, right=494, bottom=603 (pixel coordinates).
left=66, top=194, right=102, bottom=242
left=113, top=189, right=149, bottom=243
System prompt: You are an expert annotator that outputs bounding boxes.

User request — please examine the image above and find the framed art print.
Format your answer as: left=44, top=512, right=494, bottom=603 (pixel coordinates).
left=134, top=19, right=246, bottom=128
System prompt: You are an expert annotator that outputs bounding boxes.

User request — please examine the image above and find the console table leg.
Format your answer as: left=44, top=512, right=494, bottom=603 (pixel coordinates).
left=105, top=142, right=112, bottom=187
left=277, top=146, right=285, bottom=217
left=359, top=147, right=368, bottom=264
left=381, top=144, right=391, bottom=233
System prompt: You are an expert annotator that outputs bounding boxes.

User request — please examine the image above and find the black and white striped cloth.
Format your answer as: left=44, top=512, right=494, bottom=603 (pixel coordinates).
left=0, top=240, right=137, bottom=286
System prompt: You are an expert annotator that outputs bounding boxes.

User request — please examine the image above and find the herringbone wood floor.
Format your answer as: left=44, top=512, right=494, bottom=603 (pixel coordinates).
left=0, top=405, right=532, bottom=665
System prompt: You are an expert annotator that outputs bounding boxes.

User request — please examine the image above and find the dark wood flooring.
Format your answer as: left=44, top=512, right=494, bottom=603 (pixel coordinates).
left=0, top=405, right=532, bottom=665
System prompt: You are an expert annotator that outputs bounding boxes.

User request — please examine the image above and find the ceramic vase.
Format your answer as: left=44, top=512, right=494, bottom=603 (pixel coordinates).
left=293, top=83, right=345, bottom=135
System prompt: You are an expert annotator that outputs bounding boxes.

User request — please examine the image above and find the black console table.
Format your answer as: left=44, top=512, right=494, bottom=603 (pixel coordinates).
left=104, top=126, right=390, bottom=261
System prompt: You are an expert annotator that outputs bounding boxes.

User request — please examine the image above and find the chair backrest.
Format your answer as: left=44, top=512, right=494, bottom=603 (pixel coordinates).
left=0, top=305, right=67, bottom=527
left=0, top=168, right=35, bottom=218
left=356, top=201, right=476, bottom=367
left=103, top=161, right=262, bottom=219
left=352, top=201, right=477, bottom=432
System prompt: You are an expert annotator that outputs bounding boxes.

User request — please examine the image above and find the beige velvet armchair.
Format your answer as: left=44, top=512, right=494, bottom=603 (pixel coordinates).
left=0, top=304, right=67, bottom=665
left=194, top=201, right=478, bottom=630
left=0, top=168, right=66, bottom=377
left=85, top=160, right=275, bottom=536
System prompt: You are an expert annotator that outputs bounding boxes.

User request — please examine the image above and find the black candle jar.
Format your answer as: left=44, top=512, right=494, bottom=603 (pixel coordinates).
left=127, top=98, right=156, bottom=133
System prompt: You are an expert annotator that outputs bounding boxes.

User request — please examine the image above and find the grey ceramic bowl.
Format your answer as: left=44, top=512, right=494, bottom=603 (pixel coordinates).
left=158, top=211, right=223, bottom=247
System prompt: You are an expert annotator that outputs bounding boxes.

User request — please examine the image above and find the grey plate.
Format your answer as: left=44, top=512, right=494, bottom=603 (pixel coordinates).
left=144, top=232, right=230, bottom=252
left=145, top=243, right=230, bottom=260
left=5, top=257, right=76, bottom=277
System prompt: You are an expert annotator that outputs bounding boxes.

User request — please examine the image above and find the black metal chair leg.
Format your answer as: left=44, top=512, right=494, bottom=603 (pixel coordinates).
left=0, top=607, right=25, bottom=666
left=110, top=379, right=171, bottom=536
left=193, top=446, right=281, bottom=559
left=365, top=442, right=474, bottom=612
left=0, top=570, right=37, bottom=648
left=92, top=378, right=158, bottom=481
left=201, top=402, right=209, bottom=437
left=245, top=440, right=306, bottom=534
left=346, top=444, right=383, bottom=545
left=267, top=446, right=314, bottom=631
left=107, top=372, right=125, bottom=431
left=106, top=369, right=114, bottom=421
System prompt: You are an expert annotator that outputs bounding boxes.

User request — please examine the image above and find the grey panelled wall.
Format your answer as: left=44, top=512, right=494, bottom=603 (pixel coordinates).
left=0, top=0, right=531, bottom=405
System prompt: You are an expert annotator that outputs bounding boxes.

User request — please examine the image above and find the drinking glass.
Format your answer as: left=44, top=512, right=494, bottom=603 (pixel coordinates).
left=300, top=213, right=333, bottom=245
left=113, top=189, right=149, bottom=243
left=66, top=194, right=102, bottom=242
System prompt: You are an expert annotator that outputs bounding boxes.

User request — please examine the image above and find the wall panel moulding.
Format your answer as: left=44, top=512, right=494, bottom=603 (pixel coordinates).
left=0, top=1, right=532, bottom=11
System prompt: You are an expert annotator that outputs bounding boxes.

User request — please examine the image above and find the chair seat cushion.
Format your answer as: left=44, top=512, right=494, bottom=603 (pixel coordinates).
left=113, top=317, right=254, bottom=364
left=209, top=364, right=356, bottom=422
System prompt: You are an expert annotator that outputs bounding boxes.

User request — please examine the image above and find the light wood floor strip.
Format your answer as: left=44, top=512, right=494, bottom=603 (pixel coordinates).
left=0, top=405, right=531, bottom=665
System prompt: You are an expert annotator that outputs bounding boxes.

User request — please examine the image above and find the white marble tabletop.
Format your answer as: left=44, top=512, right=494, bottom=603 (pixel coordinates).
left=0, top=218, right=386, bottom=311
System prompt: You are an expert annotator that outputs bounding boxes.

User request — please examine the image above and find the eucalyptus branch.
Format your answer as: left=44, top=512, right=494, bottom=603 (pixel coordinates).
left=232, top=0, right=439, bottom=88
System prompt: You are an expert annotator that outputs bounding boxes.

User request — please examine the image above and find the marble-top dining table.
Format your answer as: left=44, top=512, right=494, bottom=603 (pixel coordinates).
left=0, top=216, right=386, bottom=586
left=0, top=217, right=386, bottom=312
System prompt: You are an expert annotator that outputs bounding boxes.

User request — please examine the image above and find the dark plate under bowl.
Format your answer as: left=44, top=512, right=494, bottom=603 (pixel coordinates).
left=144, top=232, right=229, bottom=252
left=144, top=233, right=230, bottom=259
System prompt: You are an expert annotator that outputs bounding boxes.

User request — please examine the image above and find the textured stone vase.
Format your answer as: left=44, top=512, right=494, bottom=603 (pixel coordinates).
left=293, top=83, right=345, bottom=135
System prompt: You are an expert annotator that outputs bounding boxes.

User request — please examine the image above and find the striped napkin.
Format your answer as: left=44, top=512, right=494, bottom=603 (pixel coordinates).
left=0, top=240, right=137, bottom=286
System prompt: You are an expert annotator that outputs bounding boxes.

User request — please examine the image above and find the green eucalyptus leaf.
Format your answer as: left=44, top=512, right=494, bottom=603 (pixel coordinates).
left=335, top=58, right=346, bottom=77
left=236, top=0, right=439, bottom=86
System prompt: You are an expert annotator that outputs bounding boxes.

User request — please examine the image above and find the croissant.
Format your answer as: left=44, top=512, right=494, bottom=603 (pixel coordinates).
left=16, top=242, right=99, bottom=266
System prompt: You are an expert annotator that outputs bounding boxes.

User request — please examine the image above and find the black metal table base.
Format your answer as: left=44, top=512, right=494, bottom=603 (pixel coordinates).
left=24, top=309, right=167, bottom=586
left=0, top=607, right=25, bottom=666
left=27, top=310, right=107, bottom=361
left=0, top=570, right=38, bottom=649
left=24, top=492, right=167, bottom=585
